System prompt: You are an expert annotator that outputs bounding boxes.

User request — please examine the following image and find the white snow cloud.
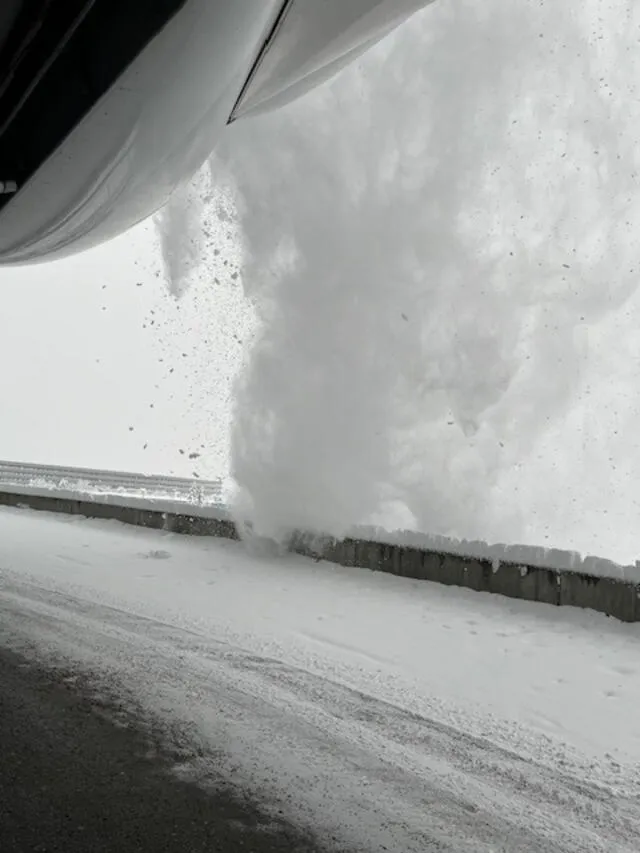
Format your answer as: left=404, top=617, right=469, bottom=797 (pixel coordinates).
left=208, top=0, right=640, bottom=557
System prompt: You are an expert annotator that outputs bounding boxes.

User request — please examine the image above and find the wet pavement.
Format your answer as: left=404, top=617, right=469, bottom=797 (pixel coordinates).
left=0, top=647, right=326, bottom=853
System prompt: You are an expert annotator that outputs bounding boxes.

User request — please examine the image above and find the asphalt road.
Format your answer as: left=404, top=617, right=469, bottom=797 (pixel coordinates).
left=0, top=646, right=325, bottom=853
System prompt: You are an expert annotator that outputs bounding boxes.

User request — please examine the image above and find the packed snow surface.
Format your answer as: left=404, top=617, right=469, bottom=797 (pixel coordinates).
left=1, top=508, right=639, bottom=851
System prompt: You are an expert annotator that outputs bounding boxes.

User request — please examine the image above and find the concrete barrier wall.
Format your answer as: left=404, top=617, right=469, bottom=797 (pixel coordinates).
left=0, top=491, right=238, bottom=540
left=352, top=524, right=640, bottom=583
left=295, top=536, right=640, bottom=622
left=1, top=489, right=638, bottom=623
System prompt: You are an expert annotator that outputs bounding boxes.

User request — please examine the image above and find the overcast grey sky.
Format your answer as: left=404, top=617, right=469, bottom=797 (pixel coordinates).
left=0, top=206, right=250, bottom=479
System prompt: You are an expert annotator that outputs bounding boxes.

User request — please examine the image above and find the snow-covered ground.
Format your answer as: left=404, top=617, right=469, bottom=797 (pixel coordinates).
left=1, top=507, right=639, bottom=851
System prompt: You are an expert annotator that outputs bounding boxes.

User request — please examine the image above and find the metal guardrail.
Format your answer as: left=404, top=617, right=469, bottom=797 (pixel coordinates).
left=0, top=459, right=224, bottom=506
